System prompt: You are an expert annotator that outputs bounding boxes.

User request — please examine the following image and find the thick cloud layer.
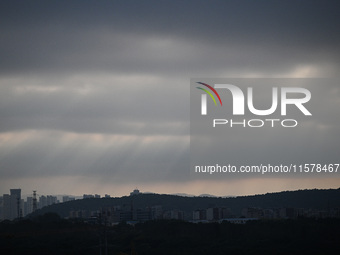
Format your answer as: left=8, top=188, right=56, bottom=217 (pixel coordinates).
left=1, top=1, right=339, bottom=76
left=0, top=0, right=339, bottom=196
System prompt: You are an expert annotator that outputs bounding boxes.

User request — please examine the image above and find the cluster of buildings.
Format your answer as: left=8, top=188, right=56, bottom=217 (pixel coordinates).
left=0, top=189, right=61, bottom=220
left=2, top=188, right=340, bottom=224
left=70, top=189, right=184, bottom=224
left=0, top=187, right=125, bottom=221
left=70, top=204, right=184, bottom=224
left=193, top=206, right=340, bottom=223
left=240, top=206, right=340, bottom=219
left=193, top=207, right=233, bottom=222
left=0, top=189, right=22, bottom=221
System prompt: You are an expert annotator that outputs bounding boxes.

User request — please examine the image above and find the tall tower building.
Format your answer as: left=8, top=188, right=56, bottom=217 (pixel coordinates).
left=26, top=197, right=33, bottom=215
left=2, top=194, right=11, bottom=220
left=33, top=191, right=37, bottom=212
left=10, top=189, right=21, bottom=219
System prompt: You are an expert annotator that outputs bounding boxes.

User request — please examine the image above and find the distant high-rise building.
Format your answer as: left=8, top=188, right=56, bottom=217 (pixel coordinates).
left=20, top=199, right=24, bottom=217
left=151, top=205, right=163, bottom=220
left=193, top=209, right=206, bottom=221
left=36, top=195, right=57, bottom=209
left=2, top=194, right=11, bottom=220
left=46, top=195, right=57, bottom=206
left=26, top=197, right=33, bottom=215
left=63, top=196, right=75, bottom=202
left=10, top=189, right=21, bottom=199
left=10, top=189, right=21, bottom=219
left=2, top=189, right=22, bottom=220
left=63, top=196, right=70, bottom=202
left=39, top=195, right=47, bottom=209
left=0, top=196, right=3, bottom=220
left=206, top=208, right=220, bottom=221
left=32, top=191, right=37, bottom=212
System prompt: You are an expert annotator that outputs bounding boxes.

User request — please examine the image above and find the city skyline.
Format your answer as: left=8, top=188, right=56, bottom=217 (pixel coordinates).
left=3, top=186, right=339, bottom=222
left=1, top=1, right=340, bottom=197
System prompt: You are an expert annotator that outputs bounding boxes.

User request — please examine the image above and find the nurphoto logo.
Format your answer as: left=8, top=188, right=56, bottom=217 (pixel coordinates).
left=196, top=81, right=312, bottom=128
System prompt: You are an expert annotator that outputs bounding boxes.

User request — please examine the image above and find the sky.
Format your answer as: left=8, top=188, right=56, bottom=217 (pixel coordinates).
left=0, top=0, right=339, bottom=197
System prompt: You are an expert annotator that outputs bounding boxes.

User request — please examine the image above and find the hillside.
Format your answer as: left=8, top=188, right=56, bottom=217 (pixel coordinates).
left=29, top=188, right=340, bottom=218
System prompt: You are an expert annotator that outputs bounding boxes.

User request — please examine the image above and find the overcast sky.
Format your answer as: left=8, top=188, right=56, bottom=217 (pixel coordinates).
left=0, top=0, right=339, bottom=197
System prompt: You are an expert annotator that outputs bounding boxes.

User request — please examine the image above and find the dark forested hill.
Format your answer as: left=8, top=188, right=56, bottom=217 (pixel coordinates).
left=6, top=189, right=340, bottom=253
left=29, top=188, right=340, bottom=218
left=2, top=216, right=340, bottom=254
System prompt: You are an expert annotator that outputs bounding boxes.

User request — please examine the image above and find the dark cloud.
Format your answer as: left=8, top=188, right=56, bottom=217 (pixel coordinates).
left=0, top=0, right=339, bottom=195
left=0, top=130, right=189, bottom=182
left=0, top=77, right=189, bottom=135
left=0, top=1, right=339, bottom=75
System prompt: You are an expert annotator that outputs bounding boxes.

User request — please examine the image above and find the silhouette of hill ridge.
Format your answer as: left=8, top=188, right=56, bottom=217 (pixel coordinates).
left=30, top=188, right=340, bottom=218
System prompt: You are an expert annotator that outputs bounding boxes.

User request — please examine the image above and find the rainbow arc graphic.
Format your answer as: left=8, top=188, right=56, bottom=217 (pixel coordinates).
left=196, top=82, right=222, bottom=115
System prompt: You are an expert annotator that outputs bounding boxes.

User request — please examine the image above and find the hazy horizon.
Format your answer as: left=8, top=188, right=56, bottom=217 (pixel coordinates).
left=7, top=184, right=340, bottom=200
